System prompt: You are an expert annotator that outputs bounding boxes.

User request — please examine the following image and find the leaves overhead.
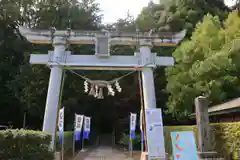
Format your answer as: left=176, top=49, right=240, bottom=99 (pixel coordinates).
left=137, top=0, right=229, bottom=34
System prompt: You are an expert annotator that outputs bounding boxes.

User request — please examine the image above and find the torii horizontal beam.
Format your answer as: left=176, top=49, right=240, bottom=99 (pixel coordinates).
left=30, top=51, right=174, bottom=70
left=19, top=26, right=186, bottom=46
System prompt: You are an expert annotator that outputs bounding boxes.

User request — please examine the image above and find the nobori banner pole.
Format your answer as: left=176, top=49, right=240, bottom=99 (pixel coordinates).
left=43, top=37, right=66, bottom=150
left=129, top=113, right=132, bottom=157
left=72, top=133, right=75, bottom=156
left=81, top=116, right=85, bottom=152
left=129, top=130, right=133, bottom=157
left=81, top=135, right=85, bottom=152
left=61, top=132, right=64, bottom=160
left=72, top=115, right=75, bottom=157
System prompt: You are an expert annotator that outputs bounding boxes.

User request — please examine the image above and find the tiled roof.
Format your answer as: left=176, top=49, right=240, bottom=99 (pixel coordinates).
left=208, top=98, right=240, bottom=113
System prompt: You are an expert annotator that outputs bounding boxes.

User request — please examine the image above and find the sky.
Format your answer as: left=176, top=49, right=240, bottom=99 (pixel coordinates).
left=96, top=0, right=236, bottom=24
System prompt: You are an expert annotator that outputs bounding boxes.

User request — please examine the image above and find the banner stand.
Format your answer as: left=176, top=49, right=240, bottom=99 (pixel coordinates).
left=72, top=130, right=75, bottom=156
left=61, top=136, right=64, bottom=160
left=81, top=138, right=85, bottom=152
left=129, top=133, right=133, bottom=157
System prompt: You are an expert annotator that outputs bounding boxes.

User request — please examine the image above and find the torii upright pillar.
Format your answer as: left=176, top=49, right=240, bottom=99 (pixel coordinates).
left=140, top=41, right=157, bottom=109
left=43, top=37, right=66, bottom=149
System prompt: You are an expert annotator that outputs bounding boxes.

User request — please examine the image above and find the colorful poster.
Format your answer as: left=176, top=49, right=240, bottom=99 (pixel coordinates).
left=145, top=108, right=165, bottom=159
left=74, top=114, right=84, bottom=141
left=83, top=116, right=91, bottom=139
left=130, top=113, right=137, bottom=139
left=58, top=107, right=64, bottom=144
left=171, top=131, right=198, bottom=160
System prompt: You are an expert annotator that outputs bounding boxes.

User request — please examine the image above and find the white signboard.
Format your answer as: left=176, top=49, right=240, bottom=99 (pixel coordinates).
left=130, top=113, right=137, bottom=131
left=145, top=108, right=165, bottom=160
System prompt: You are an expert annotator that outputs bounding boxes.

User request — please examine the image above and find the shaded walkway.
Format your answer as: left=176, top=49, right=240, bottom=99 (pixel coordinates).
left=73, top=146, right=136, bottom=160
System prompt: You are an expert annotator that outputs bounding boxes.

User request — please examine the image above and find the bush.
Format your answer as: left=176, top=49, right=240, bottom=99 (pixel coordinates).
left=119, top=122, right=240, bottom=159
left=0, top=129, right=54, bottom=160
left=56, top=131, right=74, bottom=152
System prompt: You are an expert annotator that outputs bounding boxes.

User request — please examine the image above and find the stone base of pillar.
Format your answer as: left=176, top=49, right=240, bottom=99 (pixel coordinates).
left=198, top=151, right=224, bottom=160
left=54, top=152, right=61, bottom=160
left=140, top=152, right=169, bottom=160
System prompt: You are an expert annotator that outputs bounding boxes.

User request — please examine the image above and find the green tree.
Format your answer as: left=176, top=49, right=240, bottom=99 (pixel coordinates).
left=137, top=0, right=229, bottom=34
left=166, top=11, right=240, bottom=120
left=7, top=0, right=103, bottom=129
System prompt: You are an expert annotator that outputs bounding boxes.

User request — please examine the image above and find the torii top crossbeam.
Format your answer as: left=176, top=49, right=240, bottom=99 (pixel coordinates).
left=18, top=26, right=186, bottom=71
left=19, top=26, right=186, bottom=46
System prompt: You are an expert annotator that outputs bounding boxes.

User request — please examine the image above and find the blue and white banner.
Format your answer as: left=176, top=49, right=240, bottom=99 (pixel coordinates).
left=83, top=116, right=91, bottom=140
left=130, top=113, right=137, bottom=139
left=58, top=107, right=64, bottom=144
left=140, top=110, right=144, bottom=142
left=74, top=114, right=84, bottom=141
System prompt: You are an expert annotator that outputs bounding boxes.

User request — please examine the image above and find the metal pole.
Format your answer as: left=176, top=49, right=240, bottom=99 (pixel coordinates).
left=61, top=133, right=64, bottom=160
left=81, top=117, right=85, bottom=152
left=72, top=135, right=75, bottom=156
left=81, top=137, right=85, bottom=152
left=112, top=127, right=115, bottom=146
left=73, top=116, right=75, bottom=157
left=129, top=130, right=133, bottom=157
left=141, top=135, right=144, bottom=152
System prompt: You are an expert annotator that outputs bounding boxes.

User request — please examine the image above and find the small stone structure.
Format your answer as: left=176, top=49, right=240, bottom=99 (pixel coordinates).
left=195, top=96, right=220, bottom=160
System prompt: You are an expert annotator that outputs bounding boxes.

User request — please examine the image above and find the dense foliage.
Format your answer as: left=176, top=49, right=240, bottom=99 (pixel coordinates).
left=0, top=129, right=53, bottom=159
left=166, top=11, right=240, bottom=119
left=137, top=0, right=229, bottom=34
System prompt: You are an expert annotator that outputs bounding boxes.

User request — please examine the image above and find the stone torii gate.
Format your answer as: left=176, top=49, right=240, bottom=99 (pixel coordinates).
left=19, top=26, right=186, bottom=151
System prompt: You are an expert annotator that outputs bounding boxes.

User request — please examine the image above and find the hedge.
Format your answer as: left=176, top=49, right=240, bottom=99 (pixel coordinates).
left=56, top=131, right=74, bottom=151
left=119, top=122, right=240, bottom=159
left=0, top=129, right=54, bottom=160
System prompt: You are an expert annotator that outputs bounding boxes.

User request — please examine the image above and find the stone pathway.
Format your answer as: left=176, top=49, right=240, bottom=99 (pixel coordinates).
left=73, top=146, right=135, bottom=160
